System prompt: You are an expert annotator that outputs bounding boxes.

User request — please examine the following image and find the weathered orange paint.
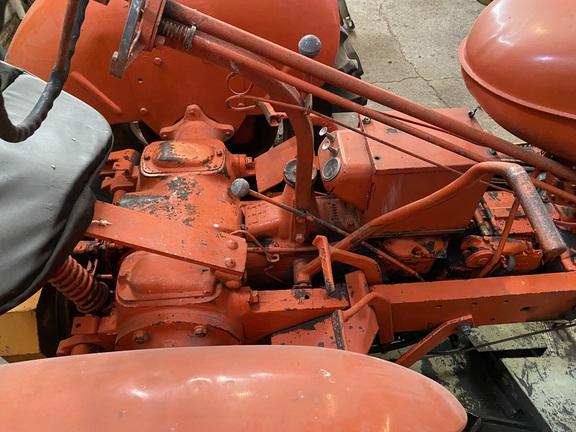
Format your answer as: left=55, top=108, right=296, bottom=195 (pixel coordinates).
left=6, top=0, right=340, bottom=133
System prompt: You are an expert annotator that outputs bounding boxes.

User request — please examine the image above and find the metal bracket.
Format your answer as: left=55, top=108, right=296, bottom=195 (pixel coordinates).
left=395, top=315, right=475, bottom=368
left=110, top=0, right=166, bottom=78
left=311, top=235, right=382, bottom=296
left=86, top=201, right=247, bottom=276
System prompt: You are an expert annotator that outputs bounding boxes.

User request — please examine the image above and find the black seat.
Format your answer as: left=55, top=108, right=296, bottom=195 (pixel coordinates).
left=0, top=61, right=112, bottom=314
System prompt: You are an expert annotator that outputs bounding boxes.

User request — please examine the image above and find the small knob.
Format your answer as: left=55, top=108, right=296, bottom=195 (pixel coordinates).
left=319, top=127, right=339, bottom=155
left=298, top=35, right=322, bottom=59
left=319, top=126, right=336, bottom=143
left=231, top=178, right=250, bottom=197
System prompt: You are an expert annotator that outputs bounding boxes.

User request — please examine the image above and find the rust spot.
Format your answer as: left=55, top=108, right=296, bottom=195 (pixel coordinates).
left=157, top=141, right=185, bottom=165
left=167, top=177, right=198, bottom=200
left=118, top=194, right=171, bottom=216
left=292, top=288, right=310, bottom=301
left=182, top=217, right=196, bottom=227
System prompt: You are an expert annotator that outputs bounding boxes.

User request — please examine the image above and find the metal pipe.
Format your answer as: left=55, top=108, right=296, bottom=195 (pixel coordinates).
left=190, top=32, right=576, bottom=191
left=163, top=1, right=576, bottom=183
left=300, top=162, right=566, bottom=277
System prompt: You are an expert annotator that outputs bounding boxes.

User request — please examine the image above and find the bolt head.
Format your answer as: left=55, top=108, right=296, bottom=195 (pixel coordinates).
left=226, top=239, right=238, bottom=250
left=224, top=258, right=236, bottom=268
left=295, top=233, right=305, bottom=244
left=153, top=57, right=163, bottom=65
left=132, top=330, right=149, bottom=344
left=225, top=280, right=242, bottom=289
left=194, top=325, right=207, bottom=338
left=362, top=117, right=371, bottom=124
left=139, top=107, right=148, bottom=116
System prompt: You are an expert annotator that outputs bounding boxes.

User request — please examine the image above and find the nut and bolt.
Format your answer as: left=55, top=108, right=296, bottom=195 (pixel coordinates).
left=294, top=233, right=305, bottom=244
left=153, top=57, right=163, bottom=66
left=249, top=290, right=260, bottom=304
left=132, top=330, right=150, bottom=344
left=194, top=325, right=207, bottom=338
left=224, top=258, right=236, bottom=268
left=362, top=116, right=371, bottom=124
left=457, top=323, right=473, bottom=338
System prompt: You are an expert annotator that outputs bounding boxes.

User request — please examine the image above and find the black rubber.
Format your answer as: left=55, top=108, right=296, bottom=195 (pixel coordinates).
left=0, top=61, right=112, bottom=314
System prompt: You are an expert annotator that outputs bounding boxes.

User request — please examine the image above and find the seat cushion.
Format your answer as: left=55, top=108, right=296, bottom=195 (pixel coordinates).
left=0, top=61, right=112, bottom=313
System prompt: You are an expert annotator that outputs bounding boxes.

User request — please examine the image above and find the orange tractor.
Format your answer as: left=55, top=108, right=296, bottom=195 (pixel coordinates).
left=0, top=0, right=575, bottom=430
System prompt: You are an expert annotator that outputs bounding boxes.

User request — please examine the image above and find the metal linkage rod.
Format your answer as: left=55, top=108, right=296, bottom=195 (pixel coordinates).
left=164, top=0, right=576, bottom=183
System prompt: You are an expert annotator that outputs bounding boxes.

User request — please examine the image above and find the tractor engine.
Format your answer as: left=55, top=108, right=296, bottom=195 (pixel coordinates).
left=3, top=0, right=574, bottom=370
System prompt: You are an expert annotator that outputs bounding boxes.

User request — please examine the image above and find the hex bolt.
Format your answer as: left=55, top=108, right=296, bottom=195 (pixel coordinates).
left=194, top=325, right=207, bottom=338
left=226, top=239, right=238, bottom=250
left=362, top=116, right=372, bottom=124
left=224, top=258, right=236, bottom=268
left=132, top=330, right=149, bottom=344
left=249, top=290, right=260, bottom=304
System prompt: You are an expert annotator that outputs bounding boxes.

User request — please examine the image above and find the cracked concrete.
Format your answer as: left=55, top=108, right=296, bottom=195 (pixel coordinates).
left=346, top=0, right=519, bottom=141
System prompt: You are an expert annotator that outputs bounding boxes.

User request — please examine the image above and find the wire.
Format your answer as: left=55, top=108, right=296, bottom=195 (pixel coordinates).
left=425, top=320, right=576, bottom=358
left=0, top=0, right=89, bottom=142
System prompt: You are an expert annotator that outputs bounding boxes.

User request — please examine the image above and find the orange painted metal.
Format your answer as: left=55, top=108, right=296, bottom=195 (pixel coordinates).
left=376, top=236, right=449, bottom=275
left=164, top=0, right=576, bottom=182
left=0, top=346, right=468, bottom=432
left=272, top=271, right=388, bottom=353
left=477, top=191, right=534, bottom=237
left=6, top=0, right=340, bottom=133
left=370, top=272, right=576, bottom=332
left=396, top=315, right=474, bottom=368
left=57, top=285, right=349, bottom=354
left=460, top=0, right=576, bottom=162
left=301, top=162, right=566, bottom=278
left=8, top=1, right=576, bottom=420
left=318, top=108, right=491, bottom=233
left=86, top=201, right=247, bottom=276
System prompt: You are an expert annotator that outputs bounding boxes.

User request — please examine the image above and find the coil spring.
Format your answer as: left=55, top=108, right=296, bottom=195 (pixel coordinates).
left=48, top=256, right=110, bottom=314
left=158, top=18, right=195, bottom=50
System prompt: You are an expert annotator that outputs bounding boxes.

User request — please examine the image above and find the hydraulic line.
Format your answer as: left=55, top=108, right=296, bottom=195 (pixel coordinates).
left=0, top=0, right=89, bottom=142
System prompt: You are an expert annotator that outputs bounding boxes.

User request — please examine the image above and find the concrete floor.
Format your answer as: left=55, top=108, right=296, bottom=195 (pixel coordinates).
left=346, top=0, right=517, bottom=142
